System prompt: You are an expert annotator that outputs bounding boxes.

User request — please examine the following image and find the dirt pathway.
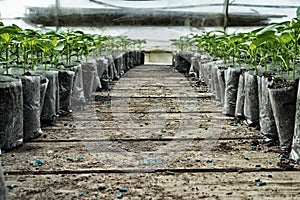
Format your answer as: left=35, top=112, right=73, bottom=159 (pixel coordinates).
left=1, top=65, right=300, bottom=199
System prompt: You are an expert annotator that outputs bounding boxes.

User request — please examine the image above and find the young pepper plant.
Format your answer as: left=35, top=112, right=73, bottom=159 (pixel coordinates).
left=0, top=24, right=22, bottom=74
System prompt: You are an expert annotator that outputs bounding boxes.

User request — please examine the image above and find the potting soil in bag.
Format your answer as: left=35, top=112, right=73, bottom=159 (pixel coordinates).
left=217, top=68, right=225, bottom=104
left=141, top=51, right=145, bottom=65
left=40, top=76, right=49, bottom=116
left=123, top=51, right=130, bottom=71
left=97, top=57, right=109, bottom=80
left=212, top=65, right=221, bottom=101
left=82, top=62, right=100, bottom=100
left=173, top=51, right=193, bottom=73
left=98, top=58, right=111, bottom=90
left=205, top=61, right=216, bottom=87
left=59, top=70, right=75, bottom=114
left=133, top=50, right=138, bottom=66
left=0, top=76, right=23, bottom=150
left=190, top=55, right=200, bottom=78
left=269, top=81, right=298, bottom=153
left=40, top=71, right=59, bottom=126
left=55, top=73, right=60, bottom=114
left=113, top=53, right=124, bottom=77
left=208, top=63, right=215, bottom=93
left=128, top=51, right=134, bottom=68
left=235, top=73, right=245, bottom=118
left=243, top=71, right=259, bottom=125
left=223, top=67, right=240, bottom=116
left=70, top=64, right=85, bottom=104
left=198, top=62, right=205, bottom=83
left=121, top=52, right=129, bottom=72
left=0, top=165, right=7, bottom=200
left=106, top=55, right=119, bottom=80
left=20, top=75, right=42, bottom=141
left=290, top=79, right=300, bottom=163
left=258, top=76, right=277, bottom=142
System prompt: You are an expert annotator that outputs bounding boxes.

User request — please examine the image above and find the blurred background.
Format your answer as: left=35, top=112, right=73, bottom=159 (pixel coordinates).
left=0, top=0, right=299, bottom=51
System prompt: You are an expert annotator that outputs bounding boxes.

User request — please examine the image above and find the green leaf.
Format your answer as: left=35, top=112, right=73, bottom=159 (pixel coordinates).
left=278, top=32, right=292, bottom=44
left=54, top=43, right=64, bottom=51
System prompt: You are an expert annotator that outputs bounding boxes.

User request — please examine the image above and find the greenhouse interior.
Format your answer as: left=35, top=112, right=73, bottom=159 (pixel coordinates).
left=1, top=0, right=300, bottom=199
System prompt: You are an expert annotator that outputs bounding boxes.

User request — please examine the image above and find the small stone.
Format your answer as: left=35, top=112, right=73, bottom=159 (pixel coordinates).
left=257, top=181, right=266, bottom=186
left=279, top=157, right=286, bottom=161
left=35, top=159, right=44, bottom=165
left=255, top=178, right=261, bottom=182
left=237, top=169, right=243, bottom=174
left=7, top=184, right=16, bottom=189
left=226, top=192, right=233, bottom=195
left=195, top=159, right=201, bottom=163
left=118, top=187, right=128, bottom=192
left=78, top=191, right=84, bottom=196
left=77, top=156, right=84, bottom=161
left=165, top=121, right=171, bottom=126
left=118, top=139, right=123, bottom=143
left=67, top=157, right=74, bottom=162
left=117, top=193, right=124, bottom=199
left=267, top=174, right=273, bottom=178
left=243, top=155, right=249, bottom=160
left=206, top=159, right=212, bottom=164
left=162, top=142, right=167, bottom=145
left=251, top=146, right=257, bottom=150
left=255, top=164, right=261, bottom=167
left=161, top=129, right=167, bottom=133
left=239, top=139, right=246, bottom=144
left=98, top=184, right=106, bottom=191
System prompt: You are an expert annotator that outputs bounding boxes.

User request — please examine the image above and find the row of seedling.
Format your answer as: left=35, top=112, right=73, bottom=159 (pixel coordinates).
left=172, top=8, right=300, bottom=165
left=0, top=22, right=146, bottom=152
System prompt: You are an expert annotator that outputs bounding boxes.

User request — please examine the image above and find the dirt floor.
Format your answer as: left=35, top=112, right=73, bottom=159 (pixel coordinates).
left=1, top=65, right=300, bottom=199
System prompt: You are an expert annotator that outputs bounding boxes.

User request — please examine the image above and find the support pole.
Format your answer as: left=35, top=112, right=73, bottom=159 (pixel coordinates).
left=224, top=0, right=229, bottom=31
left=55, top=0, right=61, bottom=30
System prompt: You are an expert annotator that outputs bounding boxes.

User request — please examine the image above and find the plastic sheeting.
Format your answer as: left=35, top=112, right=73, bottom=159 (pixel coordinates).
left=235, top=73, right=245, bottom=118
left=70, top=64, right=86, bottom=104
left=59, top=70, right=75, bottom=113
left=0, top=76, right=23, bottom=150
left=222, top=67, right=240, bottom=116
left=113, top=53, right=125, bottom=78
left=258, top=76, right=278, bottom=142
left=40, top=76, right=49, bottom=116
left=20, top=75, right=42, bottom=141
left=106, top=55, right=119, bottom=80
left=269, top=84, right=298, bottom=152
left=0, top=165, right=7, bottom=200
left=82, top=61, right=101, bottom=100
left=40, top=71, right=59, bottom=126
left=173, top=51, right=193, bottom=73
left=243, top=71, right=259, bottom=125
left=291, top=79, right=300, bottom=163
